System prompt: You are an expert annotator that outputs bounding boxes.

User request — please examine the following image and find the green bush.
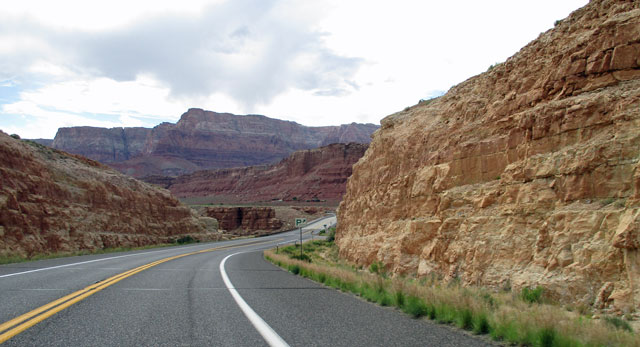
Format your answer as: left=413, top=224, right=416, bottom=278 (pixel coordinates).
left=176, top=235, right=195, bottom=244
left=291, top=253, right=311, bottom=262
left=520, top=286, right=544, bottom=304
left=289, top=264, right=300, bottom=275
left=604, top=316, right=633, bottom=332
left=326, top=229, right=335, bottom=243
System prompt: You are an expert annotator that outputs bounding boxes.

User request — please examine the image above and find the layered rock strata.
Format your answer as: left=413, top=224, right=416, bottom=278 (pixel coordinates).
left=52, top=109, right=378, bottom=177
left=0, top=133, right=218, bottom=257
left=204, top=207, right=283, bottom=236
left=337, top=0, right=640, bottom=310
left=156, top=143, right=367, bottom=203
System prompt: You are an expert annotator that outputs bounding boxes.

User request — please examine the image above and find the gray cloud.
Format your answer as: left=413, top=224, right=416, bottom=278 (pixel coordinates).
left=0, top=0, right=364, bottom=108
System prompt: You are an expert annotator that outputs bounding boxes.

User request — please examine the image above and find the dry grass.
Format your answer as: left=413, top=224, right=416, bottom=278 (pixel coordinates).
left=265, top=241, right=639, bottom=347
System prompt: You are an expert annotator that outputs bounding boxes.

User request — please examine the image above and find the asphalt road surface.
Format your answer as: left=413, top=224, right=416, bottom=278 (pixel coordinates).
left=0, top=216, right=492, bottom=346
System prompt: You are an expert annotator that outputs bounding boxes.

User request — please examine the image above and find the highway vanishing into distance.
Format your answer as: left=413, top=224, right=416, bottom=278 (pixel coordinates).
left=0, top=216, right=491, bottom=346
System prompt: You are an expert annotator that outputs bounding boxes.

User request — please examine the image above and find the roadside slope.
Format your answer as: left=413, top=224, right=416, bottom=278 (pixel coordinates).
left=0, top=132, right=218, bottom=258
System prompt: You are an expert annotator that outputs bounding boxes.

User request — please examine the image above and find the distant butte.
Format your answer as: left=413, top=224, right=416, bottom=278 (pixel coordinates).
left=50, top=108, right=379, bottom=178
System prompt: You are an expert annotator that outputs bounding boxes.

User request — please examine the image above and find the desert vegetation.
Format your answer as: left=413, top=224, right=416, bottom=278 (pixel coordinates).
left=265, top=239, right=638, bottom=347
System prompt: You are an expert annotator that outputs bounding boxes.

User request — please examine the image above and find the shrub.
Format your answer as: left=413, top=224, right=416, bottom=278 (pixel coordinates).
left=520, top=286, right=544, bottom=304
left=10, top=134, right=20, bottom=139
left=176, top=235, right=195, bottom=244
left=601, top=197, right=615, bottom=206
left=291, top=253, right=311, bottom=262
left=604, top=316, right=633, bottom=332
left=369, top=261, right=381, bottom=274
left=487, top=63, right=500, bottom=71
left=289, top=264, right=300, bottom=275
left=326, top=229, right=335, bottom=243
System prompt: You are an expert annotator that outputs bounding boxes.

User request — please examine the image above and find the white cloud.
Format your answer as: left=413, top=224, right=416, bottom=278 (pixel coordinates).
left=4, top=75, right=186, bottom=120
left=0, top=0, right=589, bottom=137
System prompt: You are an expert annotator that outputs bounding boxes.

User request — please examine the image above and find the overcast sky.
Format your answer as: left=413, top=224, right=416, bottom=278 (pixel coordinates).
left=0, top=0, right=588, bottom=139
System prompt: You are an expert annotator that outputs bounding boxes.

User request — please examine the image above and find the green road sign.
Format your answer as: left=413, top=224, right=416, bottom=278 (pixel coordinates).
left=295, top=218, right=306, bottom=226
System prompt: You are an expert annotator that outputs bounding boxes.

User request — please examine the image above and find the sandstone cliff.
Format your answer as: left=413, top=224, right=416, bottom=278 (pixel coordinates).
left=337, top=0, right=640, bottom=311
left=155, top=143, right=367, bottom=204
left=0, top=132, right=218, bottom=257
left=52, top=109, right=378, bottom=177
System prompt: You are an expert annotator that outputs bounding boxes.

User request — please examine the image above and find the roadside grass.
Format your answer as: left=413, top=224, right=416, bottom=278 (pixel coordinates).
left=265, top=241, right=639, bottom=347
left=0, top=237, right=202, bottom=265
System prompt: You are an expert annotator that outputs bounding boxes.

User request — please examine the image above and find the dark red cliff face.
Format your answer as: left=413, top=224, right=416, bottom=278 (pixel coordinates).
left=0, top=132, right=216, bottom=258
left=204, top=207, right=283, bottom=234
left=51, top=109, right=378, bottom=177
left=150, top=142, right=368, bottom=204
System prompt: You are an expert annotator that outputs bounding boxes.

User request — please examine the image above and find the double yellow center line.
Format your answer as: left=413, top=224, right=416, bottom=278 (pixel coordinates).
left=0, top=239, right=279, bottom=343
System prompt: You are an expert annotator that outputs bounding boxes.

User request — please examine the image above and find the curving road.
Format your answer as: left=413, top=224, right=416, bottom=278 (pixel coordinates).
left=0, top=216, right=491, bottom=346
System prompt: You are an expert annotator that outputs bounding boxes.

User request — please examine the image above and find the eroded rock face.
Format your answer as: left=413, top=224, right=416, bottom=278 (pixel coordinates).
left=204, top=207, right=283, bottom=235
left=337, top=0, right=640, bottom=310
left=0, top=133, right=218, bottom=257
left=159, top=143, right=367, bottom=204
left=52, top=109, right=378, bottom=177
left=52, top=127, right=151, bottom=163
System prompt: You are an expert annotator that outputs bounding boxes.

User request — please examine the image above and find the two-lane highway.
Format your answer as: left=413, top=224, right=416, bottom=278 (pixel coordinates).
left=0, top=216, right=491, bottom=346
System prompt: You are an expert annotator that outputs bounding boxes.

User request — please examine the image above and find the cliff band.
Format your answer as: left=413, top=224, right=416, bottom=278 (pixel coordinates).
left=156, top=142, right=367, bottom=203
left=52, top=108, right=378, bottom=178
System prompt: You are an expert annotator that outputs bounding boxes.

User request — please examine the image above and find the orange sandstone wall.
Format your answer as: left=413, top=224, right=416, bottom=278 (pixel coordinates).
left=336, top=0, right=640, bottom=310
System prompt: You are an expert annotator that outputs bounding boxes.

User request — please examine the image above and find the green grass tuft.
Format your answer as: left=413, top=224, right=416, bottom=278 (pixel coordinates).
left=403, top=296, right=428, bottom=318
left=457, top=309, right=474, bottom=331
left=604, top=316, right=633, bottom=332
left=538, top=327, right=556, bottom=347
left=521, top=286, right=544, bottom=304
left=473, top=312, right=490, bottom=335
left=394, top=291, right=405, bottom=307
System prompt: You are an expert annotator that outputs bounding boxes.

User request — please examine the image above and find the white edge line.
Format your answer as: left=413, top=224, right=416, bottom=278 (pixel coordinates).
left=220, top=252, right=290, bottom=347
left=0, top=243, right=207, bottom=279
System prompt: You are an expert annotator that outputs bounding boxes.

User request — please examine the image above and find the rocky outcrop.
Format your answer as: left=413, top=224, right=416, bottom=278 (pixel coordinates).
left=204, top=207, right=283, bottom=236
left=52, top=109, right=378, bottom=177
left=52, top=127, right=151, bottom=163
left=157, top=143, right=367, bottom=204
left=0, top=132, right=219, bottom=257
left=337, top=0, right=640, bottom=310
